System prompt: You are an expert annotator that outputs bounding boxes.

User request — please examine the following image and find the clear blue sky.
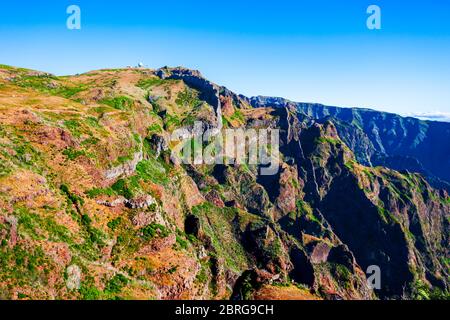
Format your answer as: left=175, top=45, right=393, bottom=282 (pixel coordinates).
left=1, top=0, right=450, bottom=120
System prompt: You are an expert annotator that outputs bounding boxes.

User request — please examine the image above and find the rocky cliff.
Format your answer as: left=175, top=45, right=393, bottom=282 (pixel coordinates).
left=247, top=96, right=450, bottom=192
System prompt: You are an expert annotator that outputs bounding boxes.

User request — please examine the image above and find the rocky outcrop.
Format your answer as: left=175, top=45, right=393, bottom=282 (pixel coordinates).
left=156, top=67, right=223, bottom=133
left=147, top=134, right=168, bottom=158
left=132, top=208, right=166, bottom=228
left=205, top=190, right=225, bottom=208
left=96, top=194, right=156, bottom=210
left=96, top=196, right=127, bottom=207
left=104, top=150, right=143, bottom=180
left=275, top=164, right=302, bottom=215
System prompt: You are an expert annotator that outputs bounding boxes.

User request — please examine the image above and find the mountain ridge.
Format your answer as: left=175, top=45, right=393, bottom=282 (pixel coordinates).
left=152, top=66, right=450, bottom=191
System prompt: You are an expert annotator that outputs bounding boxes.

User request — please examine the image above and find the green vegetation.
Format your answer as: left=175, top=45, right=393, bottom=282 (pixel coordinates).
left=86, top=116, right=102, bottom=129
left=136, top=158, right=169, bottom=185
left=362, top=168, right=375, bottom=179
left=141, top=223, right=170, bottom=240
left=11, top=74, right=86, bottom=99
left=81, top=137, right=100, bottom=147
left=0, top=136, right=44, bottom=175
left=0, top=242, right=52, bottom=290
left=195, top=260, right=210, bottom=284
left=63, top=118, right=101, bottom=140
left=80, top=213, right=106, bottom=246
left=316, top=137, right=340, bottom=146
left=60, top=184, right=85, bottom=207
left=107, top=217, right=123, bottom=231
left=85, top=187, right=115, bottom=199
left=182, top=113, right=197, bottom=126
left=175, top=88, right=201, bottom=108
left=64, top=119, right=80, bottom=132
left=79, top=284, right=102, bottom=300
left=376, top=202, right=400, bottom=225
left=110, top=229, right=140, bottom=264
left=175, top=234, right=189, bottom=250
left=0, top=64, right=18, bottom=70
left=164, top=113, right=182, bottom=129
left=223, top=109, right=245, bottom=126
left=410, top=280, right=450, bottom=300
left=62, top=147, right=88, bottom=160
left=344, top=161, right=356, bottom=170
left=105, top=274, right=129, bottom=294
left=231, top=109, right=245, bottom=122
left=333, top=264, right=352, bottom=288
left=291, top=178, right=300, bottom=189
left=136, top=77, right=164, bottom=89
left=296, top=200, right=320, bottom=223
left=88, top=156, right=170, bottom=203
left=111, top=177, right=140, bottom=199
left=147, top=123, right=163, bottom=134
left=100, top=96, right=133, bottom=110
left=192, top=202, right=249, bottom=273
left=16, top=207, right=72, bottom=243
left=237, top=272, right=256, bottom=300
left=60, top=185, right=106, bottom=257
left=54, top=85, right=87, bottom=99
left=133, top=133, right=141, bottom=145
left=80, top=273, right=132, bottom=300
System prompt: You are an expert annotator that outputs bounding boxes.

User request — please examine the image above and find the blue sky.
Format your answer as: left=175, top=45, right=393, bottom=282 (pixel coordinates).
left=1, top=0, right=450, bottom=120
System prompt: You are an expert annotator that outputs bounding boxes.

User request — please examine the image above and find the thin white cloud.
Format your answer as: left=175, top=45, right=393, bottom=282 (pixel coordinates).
left=407, top=111, right=450, bottom=123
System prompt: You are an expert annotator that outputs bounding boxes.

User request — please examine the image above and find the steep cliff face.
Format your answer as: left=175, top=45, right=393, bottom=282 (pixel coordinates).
left=0, top=65, right=448, bottom=300
left=247, top=97, right=450, bottom=191
left=292, top=121, right=449, bottom=298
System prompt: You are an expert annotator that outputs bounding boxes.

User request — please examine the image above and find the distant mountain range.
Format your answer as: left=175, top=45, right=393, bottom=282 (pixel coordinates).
left=246, top=97, right=450, bottom=192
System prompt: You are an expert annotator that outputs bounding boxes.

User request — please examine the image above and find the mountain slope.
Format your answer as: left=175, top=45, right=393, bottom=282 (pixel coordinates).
left=0, top=65, right=448, bottom=300
left=247, top=96, right=450, bottom=191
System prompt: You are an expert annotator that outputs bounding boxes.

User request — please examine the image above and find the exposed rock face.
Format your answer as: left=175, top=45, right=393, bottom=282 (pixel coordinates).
left=275, top=164, right=302, bottom=215
left=96, top=195, right=156, bottom=210
left=220, top=95, right=235, bottom=117
left=125, top=195, right=156, bottom=209
left=310, top=242, right=331, bottom=264
left=205, top=190, right=225, bottom=208
left=66, top=265, right=82, bottom=291
left=104, top=150, right=143, bottom=180
left=96, top=196, right=127, bottom=207
left=148, top=134, right=168, bottom=158
left=132, top=211, right=163, bottom=228
left=179, top=174, right=205, bottom=209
